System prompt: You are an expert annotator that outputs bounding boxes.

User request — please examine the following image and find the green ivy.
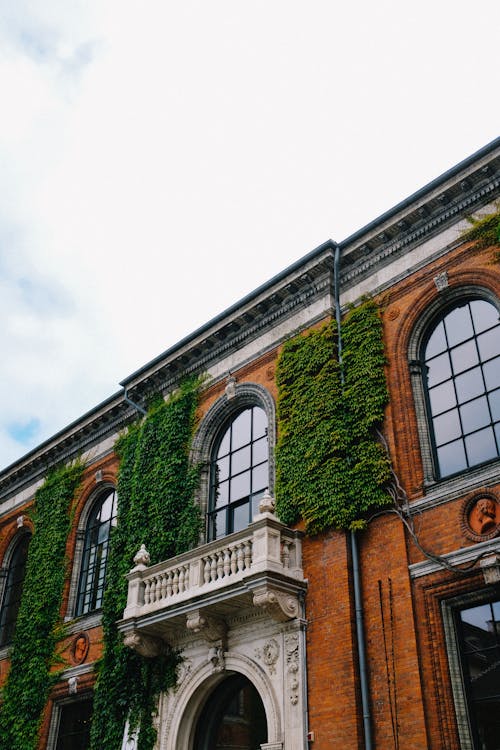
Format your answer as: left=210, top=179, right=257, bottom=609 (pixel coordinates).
left=275, top=299, right=390, bottom=533
left=90, top=377, right=202, bottom=750
left=0, top=462, right=84, bottom=750
left=461, top=205, right=500, bottom=254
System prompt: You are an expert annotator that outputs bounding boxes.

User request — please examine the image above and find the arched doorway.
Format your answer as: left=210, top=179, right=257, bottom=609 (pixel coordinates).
left=193, top=674, right=267, bottom=750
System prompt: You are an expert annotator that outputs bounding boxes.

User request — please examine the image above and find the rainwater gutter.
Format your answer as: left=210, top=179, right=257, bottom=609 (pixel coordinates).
left=333, top=243, right=373, bottom=750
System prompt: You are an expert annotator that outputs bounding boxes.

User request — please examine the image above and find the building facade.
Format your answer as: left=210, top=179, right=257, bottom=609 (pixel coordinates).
left=1, top=138, right=499, bottom=749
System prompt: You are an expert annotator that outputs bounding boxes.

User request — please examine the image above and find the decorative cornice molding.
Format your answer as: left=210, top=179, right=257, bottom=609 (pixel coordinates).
left=408, top=537, right=500, bottom=579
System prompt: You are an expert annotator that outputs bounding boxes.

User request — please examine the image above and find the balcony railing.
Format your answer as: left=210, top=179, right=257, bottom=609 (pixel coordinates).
left=120, top=497, right=306, bottom=648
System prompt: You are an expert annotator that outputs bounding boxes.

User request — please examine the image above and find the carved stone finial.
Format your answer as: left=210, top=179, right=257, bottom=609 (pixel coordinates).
left=123, top=630, right=165, bottom=658
left=253, top=585, right=299, bottom=622
left=133, top=544, right=150, bottom=569
left=225, top=373, right=236, bottom=400
left=258, top=490, right=276, bottom=515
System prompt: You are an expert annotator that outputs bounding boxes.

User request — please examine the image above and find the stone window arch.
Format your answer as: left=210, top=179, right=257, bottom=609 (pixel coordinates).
left=0, top=530, right=31, bottom=647
left=408, top=287, right=500, bottom=484
left=192, top=383, right=276, bottom=542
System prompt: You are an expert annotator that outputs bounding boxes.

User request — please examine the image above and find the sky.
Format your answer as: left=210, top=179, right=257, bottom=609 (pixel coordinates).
left=1, top=0, right=499, bottom=471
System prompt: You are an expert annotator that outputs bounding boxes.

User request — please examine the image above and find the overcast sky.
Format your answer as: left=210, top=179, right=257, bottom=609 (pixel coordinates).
left=1, top=0, right=499, bottom=471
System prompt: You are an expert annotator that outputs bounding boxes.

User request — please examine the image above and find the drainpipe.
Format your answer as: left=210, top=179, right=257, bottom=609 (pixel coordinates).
left=333, top=243, right=373, bottom=750
left=123, top=387, right=147, bottom=416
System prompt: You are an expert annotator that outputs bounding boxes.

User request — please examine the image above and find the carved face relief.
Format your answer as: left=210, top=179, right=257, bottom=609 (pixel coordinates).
left=462, top=493, right=500, bottom=542
left=72, top=633, right=89, bottom=664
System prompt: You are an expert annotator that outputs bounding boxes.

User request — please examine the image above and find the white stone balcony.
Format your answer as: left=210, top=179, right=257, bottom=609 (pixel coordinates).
left=118, top=499, right=306, bottom=655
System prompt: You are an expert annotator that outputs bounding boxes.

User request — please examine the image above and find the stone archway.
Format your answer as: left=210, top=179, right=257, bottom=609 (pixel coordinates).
left=193, top=673, right=267, bottom=750
left=160, top=653, right=283, bottom=750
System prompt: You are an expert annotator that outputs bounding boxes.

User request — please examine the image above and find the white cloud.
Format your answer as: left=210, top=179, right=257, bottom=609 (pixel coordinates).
left=1, top=0, right=499, bottom=468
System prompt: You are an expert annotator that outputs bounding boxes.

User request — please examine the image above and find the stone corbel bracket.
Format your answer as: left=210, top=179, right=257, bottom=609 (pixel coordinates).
left=480, top=552, right=500, bottom=584
left=252, top=584, right=300, bottom=622
left=186, top=610, right=228, bottom=647
left=123, top=629, right=167, bottom=658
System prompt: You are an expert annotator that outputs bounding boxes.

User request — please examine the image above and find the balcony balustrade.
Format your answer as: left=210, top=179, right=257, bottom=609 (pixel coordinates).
left=118, top=497, right=306, bottom=655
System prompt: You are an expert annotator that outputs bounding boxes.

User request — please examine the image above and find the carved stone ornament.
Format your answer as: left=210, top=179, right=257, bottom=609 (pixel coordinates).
left=285, top=633, right=300, bottom=705
left=480, top=552, right=500, bottom=584
left=123, top=630, right=165, bottom=658
left=133, top=544, right=151, bottom=569
left=207, top=645, right=225, bottom=673
left=68, top=676, right=78, bottom=695
left=461, top=492, right=500, bottom=542
left=433, top=271, right=449, bottom=292
left=72, top=632, right=89, bottom=664
left=253, top=585, right=299, bottom=622
left=186, top=610, right=227, bottom=644
left=258, top=490, right=276, bottom=515
left=255, top=638, right=280, bottom=675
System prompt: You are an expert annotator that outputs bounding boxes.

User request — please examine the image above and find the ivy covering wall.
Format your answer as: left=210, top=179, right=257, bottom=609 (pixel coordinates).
left=89, top=378, right=202, bottom=750
left=462, top=204, right=500, bottom=252
left=275, top=299, right=390, bottom=533
left=0, top=462, right=84, bottom=750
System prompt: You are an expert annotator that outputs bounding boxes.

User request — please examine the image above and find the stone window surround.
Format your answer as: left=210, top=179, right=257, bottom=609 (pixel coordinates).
left=191, top=382, right=276, bottom=543
left=442, top=587, right=500, bottom=750
left=408, top=284, right=500, bottom=489
left=0, top=526, right=31, bottom=653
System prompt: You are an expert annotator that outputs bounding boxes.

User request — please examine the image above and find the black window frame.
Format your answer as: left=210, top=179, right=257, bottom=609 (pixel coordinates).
left=0, top=531, right=31, bottom=647
left=421, top=297, right=500, bottom=480
left=75, top=488, right=117, bottom=617
left=207, top=405, right=269, bottom=541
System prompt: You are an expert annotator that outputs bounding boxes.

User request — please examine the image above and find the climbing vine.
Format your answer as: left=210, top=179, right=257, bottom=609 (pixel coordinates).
left=462, top=204, right=500, bottom=258
left=275, top=299, right=390, bottom=533
left=0, top=462, right=84, bottom=750
left=89, top=377, right=202, bottom=750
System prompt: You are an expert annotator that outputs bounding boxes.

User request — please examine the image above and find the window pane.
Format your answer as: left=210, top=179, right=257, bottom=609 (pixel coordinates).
left=252, top=407, right=267, bottom=439
left=253, top=435, right=268, bottom=465
left=455, top=367, right=484, bottom=403
left=426, top=321, right=447, bottom=358
left=427, top=352, right=452, bottom=387
left=214, top=479, right=229, bottom=508
left=433, top=409, right=461, bottom=445
left=477, top=328, right=500, bottom=362
left=437, top=439, right=467, bottom=476
left=232, top=445, right=251, bottom=475
left=470, top=299, right=500, bottom=333
left=465, top=427, right=497, bottom=466
left=460, top=603, right=492, bottom=632
left=489, top=389, right=500, bottom=421
left=55, top=699, right=93, bottom=750
left=484, top=359, right=500, bottom=391
left=252, top=463, right=269, bottom=493
left=252, top=490, right=265, bottom=518
left=232, top=502, right=250, bottom=534
left=460, top=397, right=491, bottom=434
left=230, top=471, right=251, bottom=502
left=216, top=455, right=229, bottom=482
left=450, top=340, right=478, bottom=375
left=209, top=510, right=227, bottom=540
left=444, top=304, right=474, bottom=347
left=231, top=409, right=252, bottom=450
left=217, top=428, right=230, bottom=458
left=0, top=534, right=31, bottom=647
left=429, top=381, right=456, bottom=416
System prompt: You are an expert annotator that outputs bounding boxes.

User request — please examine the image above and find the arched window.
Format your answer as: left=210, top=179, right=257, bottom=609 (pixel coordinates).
left=422, top=298, right=500, bottom=478
left=75, top=489, right=117, bottom=616
left=0, top=532, right=31, bottom=647
left=207, top=406, right=269, bottom=540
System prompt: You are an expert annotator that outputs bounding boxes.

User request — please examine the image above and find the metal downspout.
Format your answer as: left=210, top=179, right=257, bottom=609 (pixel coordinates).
left=333, top=243, right=373, bottom=750
left=123, top=388, right=147, bottom=416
